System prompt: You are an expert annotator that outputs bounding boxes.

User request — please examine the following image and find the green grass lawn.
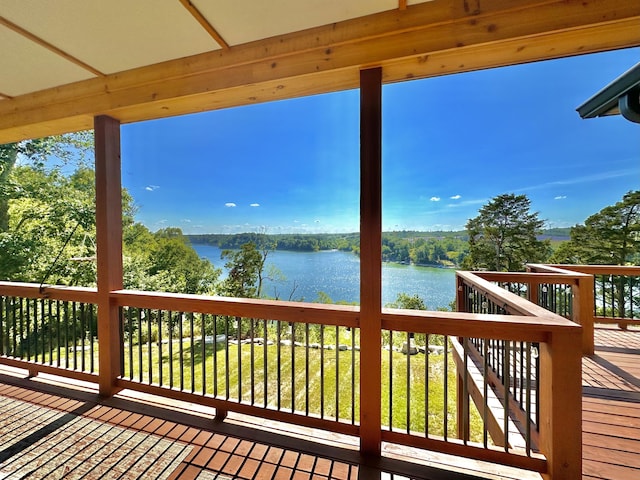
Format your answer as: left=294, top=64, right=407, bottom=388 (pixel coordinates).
left=24, top=334, right=484, bottom=442
left=120, top=338, right=484, bottom=441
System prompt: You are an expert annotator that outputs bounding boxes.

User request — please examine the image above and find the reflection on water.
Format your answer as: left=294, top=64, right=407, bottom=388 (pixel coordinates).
left=192, top=244, right=456, bottom=309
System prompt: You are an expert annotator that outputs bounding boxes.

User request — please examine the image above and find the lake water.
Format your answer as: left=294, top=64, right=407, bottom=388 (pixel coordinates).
left=192, top=244, right=456, bottom=310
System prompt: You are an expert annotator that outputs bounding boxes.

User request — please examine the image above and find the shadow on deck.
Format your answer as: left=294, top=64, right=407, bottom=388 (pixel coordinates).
left=582, top=326, right=640, bottom=480
left=0, top=325, right=637, bottom=479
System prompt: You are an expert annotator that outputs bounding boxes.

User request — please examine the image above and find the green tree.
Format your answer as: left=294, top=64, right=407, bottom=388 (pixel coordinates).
left=0, top=134, right=93, bottom=233
left=463, top=193, right=550, bottom=271
left=551, top=190, right=640, bottom=265
left=221, top=242, right=264, bottom=298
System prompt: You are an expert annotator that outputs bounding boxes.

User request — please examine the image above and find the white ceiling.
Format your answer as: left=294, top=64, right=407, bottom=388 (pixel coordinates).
left=0, top=0, right=430, bottom=99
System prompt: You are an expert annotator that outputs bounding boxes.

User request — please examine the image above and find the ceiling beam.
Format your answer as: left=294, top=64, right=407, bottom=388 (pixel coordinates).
left=178, top=0, right=230, bottom=49
left=1, top=0, right=639, bottom=144
left=0, top=16, right=105, bottom=78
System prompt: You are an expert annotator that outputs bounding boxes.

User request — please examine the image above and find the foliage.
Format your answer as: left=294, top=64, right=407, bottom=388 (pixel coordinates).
left=463, top=193, right=550, bottom=271
left=550, top=190, right=640, bottom=265
left=0, top=135, right=220, bottom=295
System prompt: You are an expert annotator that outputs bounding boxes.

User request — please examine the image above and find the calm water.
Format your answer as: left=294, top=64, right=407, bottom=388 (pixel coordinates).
left=192, top=244, right=456, bottom=310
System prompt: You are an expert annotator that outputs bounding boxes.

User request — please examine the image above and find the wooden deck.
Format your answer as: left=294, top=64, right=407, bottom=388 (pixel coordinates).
left=0, top=325, right=637, bottom=479
left=583, top=326, right=640, bottom=480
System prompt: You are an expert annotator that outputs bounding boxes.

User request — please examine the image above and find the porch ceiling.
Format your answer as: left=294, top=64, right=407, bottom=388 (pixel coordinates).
left=0, top=0, right=639, bottom=144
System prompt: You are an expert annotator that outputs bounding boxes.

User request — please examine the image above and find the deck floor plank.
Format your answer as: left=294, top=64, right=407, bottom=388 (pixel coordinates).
left=582, top=326, right=640, bottom=480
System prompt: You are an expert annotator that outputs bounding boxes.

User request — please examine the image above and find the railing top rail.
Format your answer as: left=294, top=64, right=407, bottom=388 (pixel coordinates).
left=0, top=281, right=98, bottom=303
left=476, top=271, right=582, bottom=285
left=382, top=308, right=576, bottom=342
left=112, top=289, right=360, bottom=327
left=456, top=270, right=579, bottom=325
left=537, top=264, right=640, bottom=276
left=526, top=264, right=593, bottom=276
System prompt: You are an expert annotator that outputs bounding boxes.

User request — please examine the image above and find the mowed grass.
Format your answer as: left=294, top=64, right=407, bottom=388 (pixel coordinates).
left=121, top=338, right=484, bottom=441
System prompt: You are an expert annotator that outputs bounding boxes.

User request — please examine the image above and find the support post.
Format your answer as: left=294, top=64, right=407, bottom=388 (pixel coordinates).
left=573, top=275, right=595, bottom=355
left=359, top=67, right=382, bottom=457
left=539, top=329, right=582, bottom=480
left=95, top=115, right=123, bottom=396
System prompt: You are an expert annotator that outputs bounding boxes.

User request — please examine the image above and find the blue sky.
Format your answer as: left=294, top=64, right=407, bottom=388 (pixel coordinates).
left=121, top=47, right=640, bottom=234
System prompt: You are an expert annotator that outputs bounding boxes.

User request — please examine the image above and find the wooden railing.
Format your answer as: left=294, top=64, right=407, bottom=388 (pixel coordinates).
left=0, top=279, right=583, bottom=479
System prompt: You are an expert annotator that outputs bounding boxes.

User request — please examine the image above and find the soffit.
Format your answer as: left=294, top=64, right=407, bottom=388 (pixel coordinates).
left=192, top=0, right=423, bottom=46
left=0, top=23, right=95, bottom=97
left=0, top=0, right=638, bottom=143
left=0, top=0, right=220, bottom=89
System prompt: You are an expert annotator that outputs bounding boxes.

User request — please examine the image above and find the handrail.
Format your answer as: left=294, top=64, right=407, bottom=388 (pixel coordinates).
left=111, top=289, right=360, bottom=327
left=0, top=279, right=582, bottom=478
left=455, top=270, right=582, bottom=479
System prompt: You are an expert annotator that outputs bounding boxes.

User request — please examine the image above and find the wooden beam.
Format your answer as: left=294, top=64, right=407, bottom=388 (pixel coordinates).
left=178, top=0, right=230, bottom=49
left=95, top=115, right=123, bottom=397
left=0, top=0, right=639, bottom=143
left=359, top=67, right=382, bottom=457
left=0, top=16, right=105, bottom=78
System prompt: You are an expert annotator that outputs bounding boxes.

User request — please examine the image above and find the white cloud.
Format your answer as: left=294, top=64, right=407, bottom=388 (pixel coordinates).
left=181, top=218, right=191, bottom=223
left=430, top=197, right=441, bottom=202
left=145, top=185, right=159, bottom=191
left=554, top=195, right=567, bottom=200
left=225, top=202, right=237, bottom=208
left=250, top=203, right=260, bottom=207
left=450, top=194, right=461, bottom=200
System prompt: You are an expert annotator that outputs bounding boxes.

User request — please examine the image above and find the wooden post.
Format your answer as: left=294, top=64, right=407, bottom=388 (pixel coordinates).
left=573, top=275, right=595, bottom=356
left=456, top=274, right=466, bottom=313
left=95, top=115, right=123, bottom=397
left=359, top=67, right=382, bottom=457
left=538, top=329, right=582, bottom=480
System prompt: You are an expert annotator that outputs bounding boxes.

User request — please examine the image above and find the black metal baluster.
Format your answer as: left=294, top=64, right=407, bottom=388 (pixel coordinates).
left=443, top=335, right=448, bottom=441
left=236, top=316, right=241, bottom=400
left=158, top=310, right=163, bottom=387
left=191, top=312, right=196, bottom=393
left=148, top=309, right=154, bottom=384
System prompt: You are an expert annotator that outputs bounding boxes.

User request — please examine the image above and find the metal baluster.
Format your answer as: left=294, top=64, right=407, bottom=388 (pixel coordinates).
left=225, top=315, right=230, bottom=400
left=406, top=331, right=411, bottom=435
left=483, top=338, right=489, bottom=448
left=33, top=298, right=39, bottom=363
left=291, top=322, right=297, bottom=414
left=351, top=326, right=355, bottom=425
left=320, top=324, right=325, bottom=419
left=236, top=316, right=242, bottom=400
left=158, top=310, right=163, bottom=387
left=191, top=312, right=196, bottom=393
left=26, top=298, right=31, bottom=361
left=79, top=303, right=85, bottom=371
left=138, top=308, right=143, bottom=382
left=389, top=330, right=393, bottom=430
left=305, top=323, right=310, bottom=416
left=89, top=304, right=94, bottom=373
left=443, top=335, right=448, bottom=441
left=179, top=312, right=184, bottom=391
left=213, top=315, right=218, bottom=397
left=263, top=318, right=268, bottom=407
left=462, top=337, right=469, bottom=444
left=277, top=320, right=282, bottom=410
left=425, top=333, right=429, bottom=437
left=526, top=341, right=532, bottom=456
left=503, top=340, right=511, bottom=452
left=149, top=309, right=154, bottom=384
left=250, top=317, right=255, bottom=405
left=201, top=313, right=206, bottom=395
left=169, top=311, right=174, bottom=389
left=335, top=325, right=339, bottom=421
